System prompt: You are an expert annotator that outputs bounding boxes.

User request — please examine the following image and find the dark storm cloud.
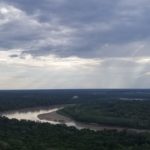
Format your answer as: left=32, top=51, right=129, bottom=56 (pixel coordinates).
left=9, top=54, right=19, bottom=58
left=1, top=0, right=150, bottom=58
left=4, top=0, right=117, bottom=22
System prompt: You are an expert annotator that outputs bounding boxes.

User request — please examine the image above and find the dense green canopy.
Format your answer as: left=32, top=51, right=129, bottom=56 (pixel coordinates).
left=1, top=117, right=150, bottom=150
left=59, top=100, right=150, bottom=129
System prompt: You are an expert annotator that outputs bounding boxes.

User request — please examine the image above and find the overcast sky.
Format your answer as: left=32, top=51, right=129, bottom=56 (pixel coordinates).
left=0, top=0, right=150, bottom=89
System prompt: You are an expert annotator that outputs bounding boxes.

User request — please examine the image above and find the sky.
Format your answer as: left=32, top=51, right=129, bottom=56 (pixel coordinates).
left=0, top=0, right=150, bottom=89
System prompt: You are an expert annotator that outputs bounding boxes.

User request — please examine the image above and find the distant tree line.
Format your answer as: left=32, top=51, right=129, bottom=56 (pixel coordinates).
left=0, top=89, right=150, bottom=112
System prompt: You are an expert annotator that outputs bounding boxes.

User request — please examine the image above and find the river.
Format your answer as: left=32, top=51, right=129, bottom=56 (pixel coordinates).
left=1, top=105, right=149, bottom=132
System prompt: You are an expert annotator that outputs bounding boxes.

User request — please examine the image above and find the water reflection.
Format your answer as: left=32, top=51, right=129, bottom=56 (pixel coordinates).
left=2, top=106, right=147, bottom=132
left=2, top=107, right=62, bottom=124
left=2, top=106, right=80, bottom=128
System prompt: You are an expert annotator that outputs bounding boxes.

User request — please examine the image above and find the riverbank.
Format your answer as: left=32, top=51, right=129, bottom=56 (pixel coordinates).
left=1, top=105, right=65, bottom=123
left=37, top=109, right=150, bottom=133
left=2, top=104, right=150, bottom=133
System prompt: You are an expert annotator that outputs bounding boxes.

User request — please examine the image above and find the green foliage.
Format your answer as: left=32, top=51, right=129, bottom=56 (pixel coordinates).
left=59, top=100, right=150, bottom=129
left=0, top=89, right=149, bottom=112
left=1, top=117, right=150, bottom=150
left=0, top=90, right=150, bottom=149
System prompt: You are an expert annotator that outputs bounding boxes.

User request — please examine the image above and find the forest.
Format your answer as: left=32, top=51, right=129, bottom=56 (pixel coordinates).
left=1, top=117, right=150, bottom=150
left=0, top=89, right=150, bottom=150
left=0, top=89, right=149, bottom=111
left=59, top=100, right=150, bottom=129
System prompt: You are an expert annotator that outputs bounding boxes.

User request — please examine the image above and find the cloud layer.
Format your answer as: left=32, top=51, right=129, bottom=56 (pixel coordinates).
left=0, top=0, right=150, bottom=89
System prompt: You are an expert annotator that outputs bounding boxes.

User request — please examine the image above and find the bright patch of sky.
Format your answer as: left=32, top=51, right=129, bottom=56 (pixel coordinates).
left=0, top=0, right=150, bottom=89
